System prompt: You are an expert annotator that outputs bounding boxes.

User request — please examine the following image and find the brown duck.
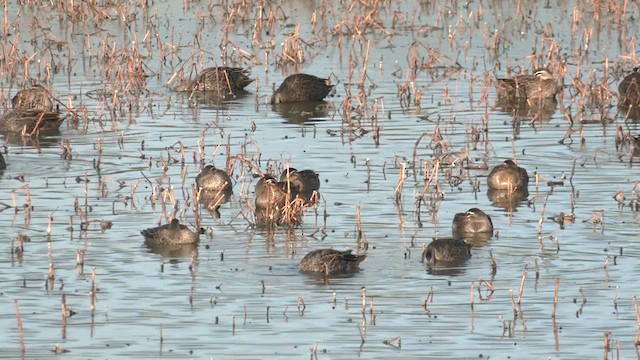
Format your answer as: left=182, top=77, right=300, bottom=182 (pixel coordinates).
left=487, top=160, right=529, bottom=191
left=271, top=74, right=333, bottom=103
left=619, top=68, right=640, bottom=107
left=175, top=67, right=253, bottom=95
left=452, top=208, right=494, bottom=238
left=141, top=219, right=199, bottom=246
left=298, top=249, right=366, bottom=274
left=196, top=165, right=233, bottom=192
left=422, top=238, right=471, bottom=265
left=495, top=68, right=558, bottom=100
left=279, top=167, right=320, bottom=203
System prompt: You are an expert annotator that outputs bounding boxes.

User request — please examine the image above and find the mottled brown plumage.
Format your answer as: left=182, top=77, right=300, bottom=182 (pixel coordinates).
left=196, top=165, right=233, bottom=192
left=487, top=160, right=529, bottom=191
left=254, top=175, right=300, bottom=226
left=12, top=85, right=54, bottom=112
left=175, top=67, right=253, bottom=95
left=279, top=167, right=320, bottom=203
left=271, top=74, right=333, bottom=103
left=195, top=165, right=233, bottom=216
left=495, top=68, right=558, bottom=100
left=422, top=238, right=471, bottom=265
left=298, top=249, right=366, bottom=274
left=452, top=208, right=493, bottom=238
left=619, top=68, right=640, bottom=107
left=141, top=219, right=199, bottom=246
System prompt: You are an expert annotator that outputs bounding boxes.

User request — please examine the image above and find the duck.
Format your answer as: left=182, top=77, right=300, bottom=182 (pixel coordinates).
left=422, top=238, right=471, bottom=265
left=452, top=208, right=493, bottom=238
left=0, top=110, right=63, bottom=133
left=254, top=175, right=299, bottom=225
left=495, top=68, right=558, bottom=100
left=487, top=160, right=529, bottom=191
left=12, top=85, right=54, bottom=112
left=279, top=167, right=320, bottom=203
left=140, top=219, right=199, bottom=246
left=270, top=74, right=333, bottom=103
left=619, top=67, right=640, bottom=107
left=298, top=249, right=366, bottom=274
left=255, top=175, right=293, bottom=210
left=195, top=165, right=233, bottom=193
left=175, top=67, right=253, bottom=95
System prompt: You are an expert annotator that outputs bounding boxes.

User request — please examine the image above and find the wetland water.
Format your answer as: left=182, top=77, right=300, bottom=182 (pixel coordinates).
left=1, top=0, right=640, bottom=358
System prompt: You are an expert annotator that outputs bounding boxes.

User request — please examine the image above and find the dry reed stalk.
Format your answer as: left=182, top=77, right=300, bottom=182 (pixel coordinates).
left=359, top=40, right=370, bottom=88
left=604, top=331, right=612, bottom=358
left=470, top=282, right=475, bottom=310
left=633, top=296, right=640, bottom=326
left=517, top=264, right=528, bottom=305
left=48, top=262, right=55, bottom=289
left=47, top=213, right=53, bottom=235
left=509, top=289, right=517, bottom=317
left=537, top=193, right=550, bottom=234
left=368, top=297, right=376, bottom=325
left=552, top=278, right=559, bottom=319
left=477, top=280, right=495, bottom=301
left=61, top=293, right=68, bottom=320
left=360, top=313, right=367, bottom=344
left=90, top=267, right=97, bottom=316
left=76, top=248, right=85, bottom=274
left=15, top=300, right=25, bottom=354
left=298, top=296, right=307, bottom=316
left=489, top=250, right=497, bottom=276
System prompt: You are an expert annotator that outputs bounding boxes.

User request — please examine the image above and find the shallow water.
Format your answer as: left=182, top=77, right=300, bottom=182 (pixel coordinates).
left=1, top=0, right=640, bottom=359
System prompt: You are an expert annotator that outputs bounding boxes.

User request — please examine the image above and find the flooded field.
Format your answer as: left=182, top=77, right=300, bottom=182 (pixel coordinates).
left=1, top=0, right=640, bottom=358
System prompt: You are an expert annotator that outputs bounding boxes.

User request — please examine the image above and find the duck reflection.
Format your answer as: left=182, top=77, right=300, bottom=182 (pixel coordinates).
left=487, top=188, right=529, bottom=211
left=300, top=270, right=364, bottom=286
left=144, top=242, right=199, bottom=258
left=495, top=96, right=557, bottom=122
left=180, top=90, right=251, bottom=110
left=199, top=189, right=232, bottom=218
left=1, top=128, right=62, bottom=148
left=271, top=101, right=332, bottom=124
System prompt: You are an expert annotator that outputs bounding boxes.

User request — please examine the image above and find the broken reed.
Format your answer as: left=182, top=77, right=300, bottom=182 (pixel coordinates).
left=15, top=300, right=25, bottom=354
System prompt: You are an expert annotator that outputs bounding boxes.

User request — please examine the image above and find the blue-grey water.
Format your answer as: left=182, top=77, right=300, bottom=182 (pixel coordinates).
left=1, top=0, right=640, bottom=359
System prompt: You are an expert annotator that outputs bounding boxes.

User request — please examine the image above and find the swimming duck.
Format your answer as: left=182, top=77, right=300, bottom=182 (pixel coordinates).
left=175, top=67, right=253, bottom=95
left=422, top=238, right=471, bottom=265
left=195, top=165, right=233, bottom=192
left=12, top=85, right=54, bottom=112
left=619, top=67, right=640, bottom=107
left=298, top=249, right=366, bottom=274
left=141, top=219, right=199, bottom=246
left=279, top=167, right=320, bottom=203
left=254, top=175, right=299, bottom=225
left=271, top=74, right=333, bottom=103
left=487, top=160, right=529, bottom=191
left=452, top=208, right=494, bottom=238
left=495, top=68, right=558, bottom=100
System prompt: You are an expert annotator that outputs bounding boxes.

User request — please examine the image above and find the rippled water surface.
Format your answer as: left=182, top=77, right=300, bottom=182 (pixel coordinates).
left=1, top=0, right=640, bottom=359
